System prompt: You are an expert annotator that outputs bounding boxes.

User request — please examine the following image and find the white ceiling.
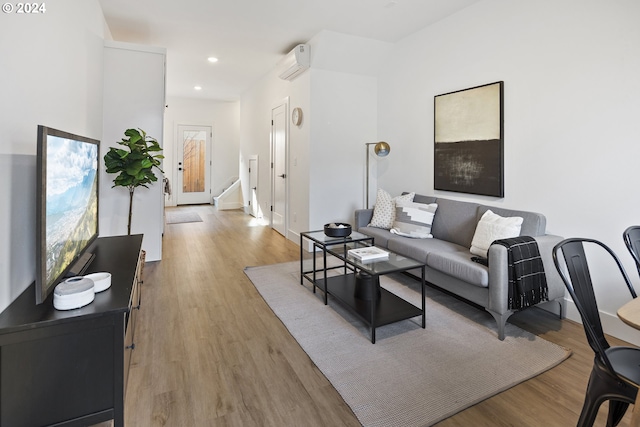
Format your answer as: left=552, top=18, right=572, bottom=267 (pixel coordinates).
left=98, top=0, right=481, bottom=101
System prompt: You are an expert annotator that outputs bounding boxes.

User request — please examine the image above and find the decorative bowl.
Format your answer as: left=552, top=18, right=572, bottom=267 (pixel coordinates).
left=84, top=272, right=112, bottom=293
left=324, top=223, right=352, bottom=238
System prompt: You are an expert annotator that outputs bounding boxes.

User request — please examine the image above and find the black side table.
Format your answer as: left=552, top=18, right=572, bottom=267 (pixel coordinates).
left=300, top=230, right=373, bottom=302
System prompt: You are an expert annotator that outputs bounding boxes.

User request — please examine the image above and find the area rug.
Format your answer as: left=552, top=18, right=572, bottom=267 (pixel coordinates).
left=244, top=261, right=571, bottom=427
left=165, top=210, right=202, bottom=224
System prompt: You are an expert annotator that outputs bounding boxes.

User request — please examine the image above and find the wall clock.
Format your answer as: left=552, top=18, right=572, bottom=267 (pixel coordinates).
left=292, top=107, right=303, bottom=126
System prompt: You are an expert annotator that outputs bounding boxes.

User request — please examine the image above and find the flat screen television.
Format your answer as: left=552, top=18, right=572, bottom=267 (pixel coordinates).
left=36, top=125, right=100, bottom=304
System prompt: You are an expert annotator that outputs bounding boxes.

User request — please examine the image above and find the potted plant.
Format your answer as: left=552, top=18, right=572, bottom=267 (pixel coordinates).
left=104, top=128, right=164, bottom=235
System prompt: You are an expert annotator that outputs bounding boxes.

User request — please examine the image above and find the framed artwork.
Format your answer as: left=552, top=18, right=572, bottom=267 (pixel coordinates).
left=434, top=81, right=504, bottom=197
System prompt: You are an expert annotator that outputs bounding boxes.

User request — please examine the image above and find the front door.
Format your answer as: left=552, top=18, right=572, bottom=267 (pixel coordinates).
left=271, top=103, right=287, bottom=236
left=176, top=125, right=212, bottom=205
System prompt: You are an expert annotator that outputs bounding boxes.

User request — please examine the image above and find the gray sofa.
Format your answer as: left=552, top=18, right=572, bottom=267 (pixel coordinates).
left=354, top=193, right=565, bottom=340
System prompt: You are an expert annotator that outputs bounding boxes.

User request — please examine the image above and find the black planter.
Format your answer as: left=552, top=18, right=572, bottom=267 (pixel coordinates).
left=354, top=272, right=381, bottom=301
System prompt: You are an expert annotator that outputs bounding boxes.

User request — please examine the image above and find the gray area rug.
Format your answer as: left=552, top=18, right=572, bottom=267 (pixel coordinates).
left=244, top=261, right=571, bottom=427
left=165, top=210, right=203, bottom=224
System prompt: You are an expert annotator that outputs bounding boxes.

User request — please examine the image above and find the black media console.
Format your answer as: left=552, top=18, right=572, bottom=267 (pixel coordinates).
left=0, top=234, right=144, bottom=427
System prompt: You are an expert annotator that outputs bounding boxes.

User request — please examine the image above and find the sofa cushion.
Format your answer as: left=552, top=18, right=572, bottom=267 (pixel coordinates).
left=430, top=198, right=480, bottom=248
left=409, top=193, right=438, bottom=205
left=390, top=201, right=438, bottom=238
left=427, top=251, right=489, bottom=287
left=354, top=209, right=374, bottom=230
left=358, top=226, right=394, bottom=247
left=477, top=205, right=546, bottom=237
left=470, top=210, right=523, bottom=258
left=368, top=189, right=394, bottom=229
left=387, top=237, right=464, bottom=263
left=368, top=190, right=414, bottom=229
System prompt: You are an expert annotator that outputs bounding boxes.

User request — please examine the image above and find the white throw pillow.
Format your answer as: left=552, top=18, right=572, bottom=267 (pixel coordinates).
left=368, top=190, right=415, bottom=229
left=470, top=210, right=524, bottom=258
left=391, top=201, right=438, bottom=238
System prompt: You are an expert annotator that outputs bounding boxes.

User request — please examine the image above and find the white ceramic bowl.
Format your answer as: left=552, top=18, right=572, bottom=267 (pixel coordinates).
left=54, top=276, right=95, bottom=310
left=84, top=272, right=112, bottom=292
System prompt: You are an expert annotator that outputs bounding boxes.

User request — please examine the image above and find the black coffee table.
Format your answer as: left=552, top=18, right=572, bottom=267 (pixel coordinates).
left=300, top=231, right=426, bottom=343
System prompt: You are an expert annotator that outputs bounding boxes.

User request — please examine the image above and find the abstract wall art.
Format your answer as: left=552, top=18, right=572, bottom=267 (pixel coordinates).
left=434, top=81, right=504, bottom=197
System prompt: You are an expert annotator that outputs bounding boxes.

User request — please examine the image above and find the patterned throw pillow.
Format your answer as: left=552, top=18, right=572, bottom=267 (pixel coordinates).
left=368, top=190, right=415, bottom=229
left=390, top=201, right=438, bottom=238
left=470, top=210, right=524, bottom=258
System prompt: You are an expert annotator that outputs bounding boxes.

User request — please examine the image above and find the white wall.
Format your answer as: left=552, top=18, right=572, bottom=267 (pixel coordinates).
left=0, top=1, right=106, bottom=313
left=306, top=31, right=392, bottom=228
left=287, top=73, right=312, bottom=236
left=239, top=31, right=391, bottom=241
left=311, top=30, right=393, bottom=77
left=101, top=41, right=166, bottom=262
left=240, top=68, right=312, bottom=237
left=377, top=0, right=640, bottom=343
left=309, top=69, right=378, bottom=228
left=163, top=97, right=240, bottom=206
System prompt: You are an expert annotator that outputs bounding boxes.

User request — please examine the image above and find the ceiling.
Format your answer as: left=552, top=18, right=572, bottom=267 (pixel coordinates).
left=98, top=0, right=481, bottom=102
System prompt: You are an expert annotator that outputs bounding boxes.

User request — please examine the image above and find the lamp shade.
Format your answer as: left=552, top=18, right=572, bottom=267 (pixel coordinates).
left=374, top=141, right=390, bottom=157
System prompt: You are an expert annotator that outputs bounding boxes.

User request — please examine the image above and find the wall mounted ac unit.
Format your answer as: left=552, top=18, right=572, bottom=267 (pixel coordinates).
left=277, top=44, right=310, bottom=81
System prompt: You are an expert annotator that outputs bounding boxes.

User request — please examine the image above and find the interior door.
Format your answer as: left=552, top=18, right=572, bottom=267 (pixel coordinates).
left=271, top=103, right=287, bottom=236
left=249, top=156, right=259, bottom=217
left=176, top=125, right=212, bottom=205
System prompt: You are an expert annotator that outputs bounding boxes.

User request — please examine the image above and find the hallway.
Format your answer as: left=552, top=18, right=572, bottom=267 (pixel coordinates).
left=124, top=206, right=360, bottom=426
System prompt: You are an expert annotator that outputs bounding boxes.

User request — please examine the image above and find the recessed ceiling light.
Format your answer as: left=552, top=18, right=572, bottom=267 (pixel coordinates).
left=194, top=86, right=202, bottom=91
left=207, top=57, right=218, bottom=63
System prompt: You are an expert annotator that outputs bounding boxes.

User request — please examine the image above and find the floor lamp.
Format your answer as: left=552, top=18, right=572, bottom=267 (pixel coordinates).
left=365, top=141, right=391, bottom=209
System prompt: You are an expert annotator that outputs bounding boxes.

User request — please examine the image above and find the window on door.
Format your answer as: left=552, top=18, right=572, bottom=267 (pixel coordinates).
left=182, top=130, right=206, bottom=193
left=176, top=124, right=212, bottom=205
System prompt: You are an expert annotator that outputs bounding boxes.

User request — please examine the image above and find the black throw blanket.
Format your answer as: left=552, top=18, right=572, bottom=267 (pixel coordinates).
left=492, top=236, right=548, bottom=310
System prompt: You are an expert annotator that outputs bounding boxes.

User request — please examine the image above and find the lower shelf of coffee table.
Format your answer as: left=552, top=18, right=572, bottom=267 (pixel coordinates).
left=316, top=273, right=423, bottom=328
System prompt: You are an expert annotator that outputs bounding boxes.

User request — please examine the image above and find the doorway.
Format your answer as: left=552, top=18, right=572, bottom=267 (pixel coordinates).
left=248, top=156, right=259, bottom=218
left=176, top=125, right=212, bottom=205
left=271, top=102, right=288, bottom=237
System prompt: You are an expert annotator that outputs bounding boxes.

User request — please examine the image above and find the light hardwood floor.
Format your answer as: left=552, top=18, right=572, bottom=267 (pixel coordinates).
left=116, top=205, right=634, bottom=426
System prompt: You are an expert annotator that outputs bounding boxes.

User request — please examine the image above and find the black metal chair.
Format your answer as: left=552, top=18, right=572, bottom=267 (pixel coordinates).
left=624, top=226, right=640, bottom=280
left=553, top=238, right=640, bottom=427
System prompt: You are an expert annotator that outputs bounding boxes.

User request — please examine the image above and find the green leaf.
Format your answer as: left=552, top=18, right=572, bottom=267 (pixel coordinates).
left=104, top=127, right=164, bottom=224
left=124, top=128, right=141, bottom=139
left=126, top=162, right=144, bottom=176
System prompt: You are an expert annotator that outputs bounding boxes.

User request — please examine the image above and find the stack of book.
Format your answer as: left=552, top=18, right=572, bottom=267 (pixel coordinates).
left=347, top=246, right=389, bottom=262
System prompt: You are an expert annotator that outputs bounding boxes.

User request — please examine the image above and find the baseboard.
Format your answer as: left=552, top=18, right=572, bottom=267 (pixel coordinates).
left=216, top=201, right=243, bottom=210
left=563, top=298, right=640, bottom=346
left=289, top=229, right=301, bottom=246
left=296, top=232, right=329, bottom=253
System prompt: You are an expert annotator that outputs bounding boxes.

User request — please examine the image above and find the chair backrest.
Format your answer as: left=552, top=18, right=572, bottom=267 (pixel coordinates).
left=624, top=226, right=640, bottom=281
left=553, top=238, right=637, bottom=372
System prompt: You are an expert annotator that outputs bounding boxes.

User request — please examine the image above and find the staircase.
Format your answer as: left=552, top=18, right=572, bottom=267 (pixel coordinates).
left=213, top=178, right=242, bottom=210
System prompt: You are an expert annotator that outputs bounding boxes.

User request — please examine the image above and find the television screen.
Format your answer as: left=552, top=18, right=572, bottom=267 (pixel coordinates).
left=36, top=126, right=100, bottom=304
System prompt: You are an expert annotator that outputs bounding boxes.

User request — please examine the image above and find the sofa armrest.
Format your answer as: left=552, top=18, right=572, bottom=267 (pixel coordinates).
left=533, top=234, right=566, bottom=302
left=354, top=209, right=373, bottom=230
left=487, top=234, right=565, bottom=315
